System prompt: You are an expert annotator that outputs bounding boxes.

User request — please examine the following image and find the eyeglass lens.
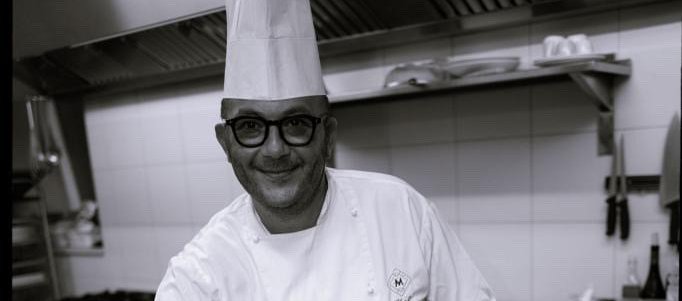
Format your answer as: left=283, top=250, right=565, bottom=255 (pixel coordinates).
left=232, top=116, right=317, bottom=146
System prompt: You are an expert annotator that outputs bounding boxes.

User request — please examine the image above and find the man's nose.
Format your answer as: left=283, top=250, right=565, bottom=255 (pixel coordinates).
left=261, top=125, right=290, bottom=158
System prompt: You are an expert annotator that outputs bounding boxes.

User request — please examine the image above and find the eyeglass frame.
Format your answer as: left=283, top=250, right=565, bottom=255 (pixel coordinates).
left=222, top=114, right=328, bottom=147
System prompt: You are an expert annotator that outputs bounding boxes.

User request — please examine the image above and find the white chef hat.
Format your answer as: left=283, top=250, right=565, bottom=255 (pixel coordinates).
left=223, top=0, right=325, bottom=101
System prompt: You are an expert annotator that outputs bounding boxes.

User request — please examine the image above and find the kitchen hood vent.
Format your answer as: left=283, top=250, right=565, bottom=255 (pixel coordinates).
left=13, top=0, right=667, bottom=96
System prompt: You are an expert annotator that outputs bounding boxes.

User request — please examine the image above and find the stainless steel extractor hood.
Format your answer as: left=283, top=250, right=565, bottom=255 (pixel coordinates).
left=13, top=0, right=670, bottom=97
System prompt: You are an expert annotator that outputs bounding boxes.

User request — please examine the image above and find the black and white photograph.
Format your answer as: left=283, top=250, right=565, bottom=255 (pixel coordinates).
left=11, top=0, right=680, bottom=300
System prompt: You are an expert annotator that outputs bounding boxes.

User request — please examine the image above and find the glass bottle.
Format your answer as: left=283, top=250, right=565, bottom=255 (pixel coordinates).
left=627, top=256, right=641, bottom=285
left=640, top=233, right=666, bottom=299
left=666, top=262, right=679, bottom=301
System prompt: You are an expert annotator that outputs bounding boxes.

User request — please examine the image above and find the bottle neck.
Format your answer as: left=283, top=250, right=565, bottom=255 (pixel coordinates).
left=649, top=245, right=659, bottom=267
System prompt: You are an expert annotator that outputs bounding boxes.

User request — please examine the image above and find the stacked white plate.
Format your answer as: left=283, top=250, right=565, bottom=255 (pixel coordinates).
left=433, top=57, right=520, bottom=78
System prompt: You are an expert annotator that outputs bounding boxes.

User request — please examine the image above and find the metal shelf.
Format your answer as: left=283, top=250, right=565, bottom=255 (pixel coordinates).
left=12, top=239, right=41, bottom=247
left=330, top=59, right=631, bottom=155
left=12, top=272, right=48, bottom=289
left=13, top=258, right=47, bottom=270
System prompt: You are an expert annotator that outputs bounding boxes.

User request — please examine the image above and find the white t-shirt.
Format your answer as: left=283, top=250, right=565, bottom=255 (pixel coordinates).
left=155, top=168, right=496, bottom=301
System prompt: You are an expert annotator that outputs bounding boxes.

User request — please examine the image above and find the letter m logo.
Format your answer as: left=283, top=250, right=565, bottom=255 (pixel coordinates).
left=387, top=268, right=411, bottom=296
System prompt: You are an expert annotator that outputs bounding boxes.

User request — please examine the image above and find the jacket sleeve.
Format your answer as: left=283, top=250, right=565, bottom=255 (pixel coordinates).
left=155, top=247, right=219, bottom=301
left=410, top=189, right=497, bottom=301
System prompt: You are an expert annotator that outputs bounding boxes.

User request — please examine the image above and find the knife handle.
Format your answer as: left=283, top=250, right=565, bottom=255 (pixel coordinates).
left=606, top=195, right=617, bottom=236
left=668, top=201, right=679, bottom=246
left=619, top=198, right=630, bottom=240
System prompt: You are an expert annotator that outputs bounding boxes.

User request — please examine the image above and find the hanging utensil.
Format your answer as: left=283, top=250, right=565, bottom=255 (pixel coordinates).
left=26, top=95, right=61, bottom=183
left=660, top=113, right=680, bottom=249
left=606, top=144, right=618, bottom=236
left=617, top=135, right=630, bottom=240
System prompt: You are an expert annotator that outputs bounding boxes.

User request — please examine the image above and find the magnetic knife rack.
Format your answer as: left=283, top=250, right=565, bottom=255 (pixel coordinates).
left=603, top=175, right=661, bottom=192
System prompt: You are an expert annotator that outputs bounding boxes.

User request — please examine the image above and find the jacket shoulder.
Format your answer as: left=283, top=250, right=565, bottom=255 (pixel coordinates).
left=327, top=168, right=411, bottom=189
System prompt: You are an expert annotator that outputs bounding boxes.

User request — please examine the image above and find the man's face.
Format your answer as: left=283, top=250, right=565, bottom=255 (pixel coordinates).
left=215, top=96, right=336, bottom=211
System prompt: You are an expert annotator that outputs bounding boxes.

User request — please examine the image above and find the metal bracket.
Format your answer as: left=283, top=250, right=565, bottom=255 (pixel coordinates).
left=569, top=71, right=614, bottom=155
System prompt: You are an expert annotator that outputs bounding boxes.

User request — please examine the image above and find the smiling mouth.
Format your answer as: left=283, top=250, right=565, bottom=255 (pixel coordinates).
left=258, top=166, right=298, bottom=179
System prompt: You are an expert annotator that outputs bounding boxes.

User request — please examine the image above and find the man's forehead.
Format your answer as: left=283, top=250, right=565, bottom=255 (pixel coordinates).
left=221, top=96, right=329, bottom=118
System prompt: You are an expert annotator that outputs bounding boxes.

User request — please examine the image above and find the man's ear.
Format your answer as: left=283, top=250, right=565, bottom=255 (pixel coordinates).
left=215, top=123, right=232, bottom=163
left=323, top=116, right=337, bottom=162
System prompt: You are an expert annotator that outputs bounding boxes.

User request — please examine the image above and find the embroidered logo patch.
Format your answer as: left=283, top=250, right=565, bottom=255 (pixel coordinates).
left=387, top=268, right=411, bottom=296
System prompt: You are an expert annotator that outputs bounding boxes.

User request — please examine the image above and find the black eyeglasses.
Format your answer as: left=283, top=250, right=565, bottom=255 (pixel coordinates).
left=223, top=114, right=325, bottom=147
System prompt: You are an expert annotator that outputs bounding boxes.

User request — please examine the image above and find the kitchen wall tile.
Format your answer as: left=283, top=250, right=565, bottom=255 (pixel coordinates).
left=530, top=11, right=618, bottom=61
left=84, top=122, right=111, bottom=170
left=333, top=145, right=392, bottom=175
left=334, top=102, right=391, bottom=148
left=614, top=222, right=679, bottom=296
left=613, top=46, right=681, bottom=129
left=118, top=226, right=162, bottom=283
left=619, top=128, right=668, bottom=175
left=618, top=2, right=682, bottom=53
left=625, top=194, right=669, bottom=223
left=118, top=277, right=160, bottom=292
left=455, top=86, right=530, bottom=141
left=458, top=138, right=531, bottom=222
left=140, top=113, right=185, bottom=166
left=84, top=91, right=139, bottom=124
left=532, top=223, right=615, bottom=301
left=146, top=165, right=193, bottom=225
left=431, top=197, right=458, bottom=224
left=459, top=224, right=532, bottom=301
left=384, top=37, right=451, bottom=65
left=533, top=133, right=610, bottom=222
left=531, top=80, right=598, bottom=135
left=107, top=116, right=146, bottom=168
left=180, top=107, right=226, bottom=163
left=175, top=86, right=223, bottom=115
left=386, top=95, right=456, bottom=146
left=322, top=49, right=386, bottom=95
left=71, top=278, right=110, bottom=297
left=99, top=226, right=126, bottom=285
left=389, top=143, right=456, bottom=200
left=55, top=257, right=75, bottom=296
left=186, top=162, right=239, bottom=225
left=92, top=170, right=117, bottom=226
left=154, top=225, right=196, bottom=276
left=451, top=25, right=531, bottom=69
left=108, top=168, right=153, bottom=226
left=67, top=256, right=107, bottom=281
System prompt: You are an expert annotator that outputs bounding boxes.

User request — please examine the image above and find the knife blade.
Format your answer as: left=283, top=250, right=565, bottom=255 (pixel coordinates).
left=606, top=142, right=618, bottom=236
left=660, top=113, right=680, bottom=246
left=618, top=135, right=630, bottom=240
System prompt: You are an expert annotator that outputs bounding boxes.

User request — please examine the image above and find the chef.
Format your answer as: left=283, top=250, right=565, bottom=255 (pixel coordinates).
left=155, top=0, right=496, bottom=300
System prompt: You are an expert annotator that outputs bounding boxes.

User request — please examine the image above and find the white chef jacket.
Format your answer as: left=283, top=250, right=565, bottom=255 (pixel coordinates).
left=156, top=168, right=496, bottom=301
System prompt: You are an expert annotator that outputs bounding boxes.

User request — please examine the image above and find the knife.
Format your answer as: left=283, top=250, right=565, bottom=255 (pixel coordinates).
left=617, top=135, right=630, bottom=240
left=606, top=143, right=618, bottom=236
left=660, top=113, right=680, bottom=247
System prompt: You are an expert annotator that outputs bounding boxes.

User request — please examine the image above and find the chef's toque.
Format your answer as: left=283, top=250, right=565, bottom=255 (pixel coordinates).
left=223, top=0, right=325, bottom=101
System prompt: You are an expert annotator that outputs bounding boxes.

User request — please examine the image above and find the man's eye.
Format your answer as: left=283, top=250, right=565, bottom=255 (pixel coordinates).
left=285, top=117, right=311, bottom=128
left=236, top=120, right=263, bottom=130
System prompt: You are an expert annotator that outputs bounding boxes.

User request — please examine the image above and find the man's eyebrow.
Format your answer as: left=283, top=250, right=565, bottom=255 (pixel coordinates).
left=281, top=106, right=313, bottom=116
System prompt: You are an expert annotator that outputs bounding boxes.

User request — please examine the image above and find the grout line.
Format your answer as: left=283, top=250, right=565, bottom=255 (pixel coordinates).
left=528, top=45, right=536, bottom=301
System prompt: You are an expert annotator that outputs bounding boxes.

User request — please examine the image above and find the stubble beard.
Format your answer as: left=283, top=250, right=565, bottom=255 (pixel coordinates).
left=233, top=152, right=328, bottom=217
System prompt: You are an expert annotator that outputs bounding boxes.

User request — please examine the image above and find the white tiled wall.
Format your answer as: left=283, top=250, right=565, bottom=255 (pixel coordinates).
left=60, top=2, right=680, bottom=300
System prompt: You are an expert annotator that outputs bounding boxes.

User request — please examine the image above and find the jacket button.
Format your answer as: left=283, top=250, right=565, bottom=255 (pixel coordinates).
left=252, top=236, right=260, bottom=243
left=367, top=286, right=374, bottom=295
left=351, top=209, right=358, bottom=217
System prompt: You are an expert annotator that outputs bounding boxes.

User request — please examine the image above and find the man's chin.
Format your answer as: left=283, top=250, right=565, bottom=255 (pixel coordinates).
left=255, top=188, right=298, bottom=209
